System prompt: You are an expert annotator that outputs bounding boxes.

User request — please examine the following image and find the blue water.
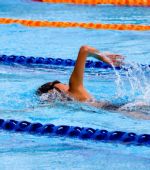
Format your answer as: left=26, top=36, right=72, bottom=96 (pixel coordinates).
left=0, top=0, right=150, bottom=169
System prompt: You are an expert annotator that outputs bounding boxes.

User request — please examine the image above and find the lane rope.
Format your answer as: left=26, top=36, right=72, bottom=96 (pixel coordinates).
left=1, top=54, right=150, bottom=70
left=0, top=119, right=149, bottom=146
left=0, top=54, right=119, bottom=69
left=33, top=0, right=150, bottom=6
left=0, top=18, right=150, bottom=31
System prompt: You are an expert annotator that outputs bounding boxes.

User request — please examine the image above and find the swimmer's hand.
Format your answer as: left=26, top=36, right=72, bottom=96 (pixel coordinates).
left=101, top=52, right=125, bottom=66
left=94, top=52, right=125, bottom=67
left=86, top=46, right=125, bottom=66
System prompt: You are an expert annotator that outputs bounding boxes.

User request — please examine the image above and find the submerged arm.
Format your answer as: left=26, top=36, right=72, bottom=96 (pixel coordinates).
left=120, top=110, right=150, bottom=120
left=92, top=102, right=150, bottom=120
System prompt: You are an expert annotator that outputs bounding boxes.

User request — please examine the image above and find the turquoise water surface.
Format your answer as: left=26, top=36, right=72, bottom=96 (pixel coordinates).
left=0, top=0, right=150, bottom=169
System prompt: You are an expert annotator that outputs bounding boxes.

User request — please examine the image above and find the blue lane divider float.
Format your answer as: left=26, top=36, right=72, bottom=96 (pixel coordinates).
left=0, top=119, right=149, bottom=146
left=0, top=54, right=121, bottom=69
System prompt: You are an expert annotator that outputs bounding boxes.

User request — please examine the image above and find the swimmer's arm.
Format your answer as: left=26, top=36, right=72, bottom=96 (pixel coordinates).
left=69, top=45, right=124, bottom=92
left=120, top=110, right=150, bottom=120
left=89, top=51, right=124, bottom=66
left=69, top=46, right=110, bottom=90
left=88, top=51, right=114, bottom=65
left=92, top=103, right=150, bottom=120
left=89, top=100, right=150, bottom=120
left=69, top=46, right=92, bottom=91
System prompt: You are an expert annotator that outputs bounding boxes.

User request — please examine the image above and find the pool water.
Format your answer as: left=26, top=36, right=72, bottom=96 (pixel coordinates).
left=0, top=0, right=150, bottom=169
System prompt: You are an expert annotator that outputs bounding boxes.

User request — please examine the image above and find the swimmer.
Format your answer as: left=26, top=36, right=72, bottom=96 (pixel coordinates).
left=36, top=45, right=150, bottom=119
left=37, top=45, right=123, bottom=105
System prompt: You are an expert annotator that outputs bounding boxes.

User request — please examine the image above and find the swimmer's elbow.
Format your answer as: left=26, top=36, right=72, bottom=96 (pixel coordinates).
left=80, top=45, right=95, bottom=55
left=80, top=45, right=90, bottom=52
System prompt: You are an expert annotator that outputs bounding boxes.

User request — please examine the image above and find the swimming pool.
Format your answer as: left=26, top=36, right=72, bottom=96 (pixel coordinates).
left=0, top=0, right=150, bottom=169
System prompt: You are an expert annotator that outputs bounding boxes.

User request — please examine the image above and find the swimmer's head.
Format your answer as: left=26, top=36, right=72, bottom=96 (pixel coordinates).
left=36, top=80, right=61, bottom=95
left=36, top=80, right=69, bottom=95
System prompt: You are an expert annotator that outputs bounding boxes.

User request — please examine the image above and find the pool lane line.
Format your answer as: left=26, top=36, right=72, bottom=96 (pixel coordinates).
left=0, top=119, right=149, bottom=146
left=0, top=18, right=150, bottom=31
left=0, top=54, right=124, bottom=70
left=32, top=0, right=150, bottom=7
left=1, top=54, right=149, bottom=70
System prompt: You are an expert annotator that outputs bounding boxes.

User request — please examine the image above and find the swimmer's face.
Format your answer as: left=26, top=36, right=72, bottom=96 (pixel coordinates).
left=49, top=83, right=69, bottom=93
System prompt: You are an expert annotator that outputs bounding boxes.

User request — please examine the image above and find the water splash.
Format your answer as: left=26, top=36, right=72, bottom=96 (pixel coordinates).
left=123, top=63, right=150, bottom=102
left=112, top=65, right=125, bottom=98
left=113, top=62, right=150, bottom=115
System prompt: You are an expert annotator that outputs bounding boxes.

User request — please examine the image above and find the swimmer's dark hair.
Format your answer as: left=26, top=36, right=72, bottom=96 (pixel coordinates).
left=36, top=80, right=61, bottom=95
